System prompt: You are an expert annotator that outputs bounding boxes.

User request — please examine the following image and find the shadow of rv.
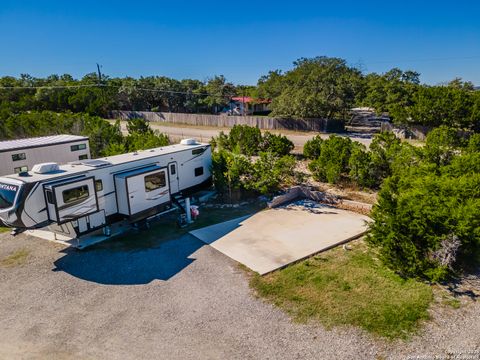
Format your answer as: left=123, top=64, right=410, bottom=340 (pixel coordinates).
left=52, top=234, right=204, bottom=285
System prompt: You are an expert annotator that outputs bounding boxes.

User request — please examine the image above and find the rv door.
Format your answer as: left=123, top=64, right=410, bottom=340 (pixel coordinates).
left=45, top=177, right=98, bottom=223
left=168, top=161, right=179, bottom=194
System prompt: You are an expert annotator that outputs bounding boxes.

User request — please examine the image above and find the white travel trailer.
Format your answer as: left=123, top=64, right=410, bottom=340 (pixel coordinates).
left=0, top=135, right=90, bottom=176
left=0, top=139, right=211, bottom=244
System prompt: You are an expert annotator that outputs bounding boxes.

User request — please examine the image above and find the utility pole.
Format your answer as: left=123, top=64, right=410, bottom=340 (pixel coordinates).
left=96, top=63, right=102, bottom=84
left=242, top=88, right=245, bottom=116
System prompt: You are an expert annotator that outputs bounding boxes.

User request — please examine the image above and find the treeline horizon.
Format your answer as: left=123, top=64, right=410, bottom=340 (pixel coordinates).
left=1, top=56, right=479, bottom=130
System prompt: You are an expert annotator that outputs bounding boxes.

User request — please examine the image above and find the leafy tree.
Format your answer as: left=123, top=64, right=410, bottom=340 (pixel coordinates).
left=202, top=75, right=236, bottom=112
left=447, top=77, right=475, bottom=90
left=257, top=70, right=284, bottom=99
left=270, top=57, right=363, bottom=119
left=80, top=117, right=124, bottom=157
left=181, top=79, right=206, bottom=113
left=360, top=68, right=419, bottom=121
left=401, top=86, right=477, bottom=129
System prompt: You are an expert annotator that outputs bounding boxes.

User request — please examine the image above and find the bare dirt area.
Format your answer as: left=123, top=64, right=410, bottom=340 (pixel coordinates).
left=0, top=228, right=479, bottom=359
left=295, top=159, right=378, bottom=205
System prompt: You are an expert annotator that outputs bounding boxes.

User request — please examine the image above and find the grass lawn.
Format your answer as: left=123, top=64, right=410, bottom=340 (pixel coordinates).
left=0, top=248, right=30, bottom=267
left=250, top=240, right=433, bottom=339
left=92, top=200, right=266, bottom=251
left=0, top=227, right=9, bottom=233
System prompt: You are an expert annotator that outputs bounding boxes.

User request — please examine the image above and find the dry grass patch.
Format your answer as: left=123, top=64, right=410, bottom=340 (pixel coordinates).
left=0, top=227, right=10, bottom=233
left=250, top=241, right=433, bottom=339
left=0, top=248, right=30, bottom=267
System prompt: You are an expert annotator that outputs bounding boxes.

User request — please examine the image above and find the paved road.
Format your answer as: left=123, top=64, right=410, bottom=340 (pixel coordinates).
left=116, top=121, right=374, bottom=150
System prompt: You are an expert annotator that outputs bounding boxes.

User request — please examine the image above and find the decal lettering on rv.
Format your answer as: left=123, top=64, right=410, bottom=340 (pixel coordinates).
left=0, top=184, right=18, bottom=192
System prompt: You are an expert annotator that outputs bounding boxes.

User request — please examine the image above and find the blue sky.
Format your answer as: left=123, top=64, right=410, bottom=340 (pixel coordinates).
left=1, top=1, right=479, bottom=85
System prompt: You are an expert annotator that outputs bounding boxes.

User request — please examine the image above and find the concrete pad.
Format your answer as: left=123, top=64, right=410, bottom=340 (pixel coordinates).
left=190, top=205, right=370, bottom=275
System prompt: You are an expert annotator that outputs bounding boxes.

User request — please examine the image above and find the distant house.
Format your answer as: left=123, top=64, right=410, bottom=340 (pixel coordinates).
left=0, top=135, right=90, bottom=175
left=225, top=97, right=271, bottom=116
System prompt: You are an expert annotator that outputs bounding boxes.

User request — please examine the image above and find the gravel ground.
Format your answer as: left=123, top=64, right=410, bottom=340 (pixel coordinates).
left=0, top=232, right=479, bottom=360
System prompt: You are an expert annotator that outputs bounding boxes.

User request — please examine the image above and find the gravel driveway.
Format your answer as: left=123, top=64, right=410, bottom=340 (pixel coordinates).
left=0, top=232, right=479, bottom=360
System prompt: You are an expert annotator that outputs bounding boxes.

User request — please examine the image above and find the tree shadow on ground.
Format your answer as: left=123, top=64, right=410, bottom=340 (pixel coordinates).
left=52, top=234, right=204, bottom=285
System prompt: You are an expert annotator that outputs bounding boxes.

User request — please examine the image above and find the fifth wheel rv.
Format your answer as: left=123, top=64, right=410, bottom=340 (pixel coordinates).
left=0, top=139, right=211, bottom=244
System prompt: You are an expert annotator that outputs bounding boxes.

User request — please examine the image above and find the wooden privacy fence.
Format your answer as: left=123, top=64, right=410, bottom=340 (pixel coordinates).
left=110, top=111, right=345, bottom=133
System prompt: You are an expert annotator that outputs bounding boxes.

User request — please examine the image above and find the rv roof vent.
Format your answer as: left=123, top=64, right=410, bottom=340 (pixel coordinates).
left=32, top=162, right=60, bottom=174
left=180, top=138, right=198, bottom=145
left=79, top=159, right=111, bottom=168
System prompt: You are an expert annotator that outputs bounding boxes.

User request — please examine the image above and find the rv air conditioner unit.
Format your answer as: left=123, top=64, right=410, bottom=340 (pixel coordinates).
left=32, top=162, right=60, bottom=174
left=180, top=138, right=198, bottom=145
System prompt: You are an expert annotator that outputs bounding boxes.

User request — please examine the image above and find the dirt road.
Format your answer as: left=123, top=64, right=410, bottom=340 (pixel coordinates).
left=115, top=121, right=373, bottom=150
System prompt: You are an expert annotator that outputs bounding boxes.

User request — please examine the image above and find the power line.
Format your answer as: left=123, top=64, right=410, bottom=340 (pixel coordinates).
left=0, top=84, right=107, bottom=90
left=361, top=55, right=480, bottom=66
left=0, top=83, right=231, bottom=98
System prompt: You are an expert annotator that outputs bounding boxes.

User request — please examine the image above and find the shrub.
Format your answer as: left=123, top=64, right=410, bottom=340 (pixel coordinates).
left=303, top=135, right=323, bottom=159
left=348, top=144, right=376, bottom=188
left=126, top=117, right=151, bottom=134
left=228, top=124, right=262, bottom=155
left=261, top=132, right=294, bottom=156
left=210, top=131, right=230, bottom=151
left=244, top=153, right=296, bottom=194
left=367, top=129, right=480, bottom=282
left=466, top=133, right=480, bottom=153
left=211, top=125, right=294, bottom=156
left=210, top=149, right=251, bottom=194
left=368, top=132, right=403, bottom=181
left=308, top=135, right=353, bottom=183
left=424, top=126, right=464, bottom=166
left=368, top=164, right=480, bottom=281
left=211, top=149, right=296, bottom=196
left=124, top=131, right=170, bottom=152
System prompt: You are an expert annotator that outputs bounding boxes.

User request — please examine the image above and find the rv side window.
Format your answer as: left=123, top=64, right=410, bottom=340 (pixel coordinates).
left=46, top=190, right=54, bottom=204
left=194, top=167, right=204, bottom=177
left=79, top=154, right=88, bottom=160
left=145, top=172, right=166, bottom=192
left=12, top=153, right=26, bottom=162
left=14, top=166, right=28, bottom=174
left=170, top=164, right=176, bottom=175
left=95, top=180, right=103, bottom=192
left=62, top=185, right=89, bottom=204
left=192, top=148, right=205, bottom=155
left=71, top=144, right=87, bottom=152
